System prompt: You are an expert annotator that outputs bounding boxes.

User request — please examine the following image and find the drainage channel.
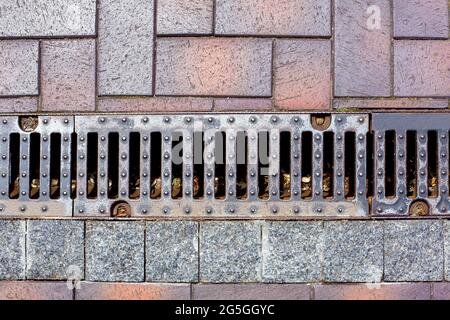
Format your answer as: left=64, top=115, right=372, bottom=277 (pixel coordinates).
left=0, top=113, right=448, bottom=218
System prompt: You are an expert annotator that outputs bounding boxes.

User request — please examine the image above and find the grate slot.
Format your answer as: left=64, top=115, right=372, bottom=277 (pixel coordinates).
left=86, top=133, right=98, bottom=199
left=29, top=133, right=41, bottom=199
left=150, top=132, right=162, bottom=199
left=107, top=132, right=119, bottom=199
left=236, top=131, right=247, bottom=200
left=323, top=132, right=334, bottom=200
left=301, top=132, right=313, bottom=200
left=279, top=131, right=291, bottom=200
left=427, top=131, right=438, bottom=198
left=70, top=133, right=77, bottom=199
left=118, top=132, right=130, bottom=200
left=344, top=132, right=356, bottom=199
left=406, top=131, right=417, bottom=198
left=171, top=132, right=183, bottom=200
left=384, top=131, right=396, bottom=198
left=129, top=132, right=140, bottom=199
left=0, top=134, right=10, bottom=200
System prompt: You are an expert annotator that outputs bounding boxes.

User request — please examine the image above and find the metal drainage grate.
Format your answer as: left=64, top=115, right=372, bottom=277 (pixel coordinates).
left=372, top=113, right=450, bottom=216
left=0, top=116, right=74, bottom=216
left=73, top=114, right=369, bottom=218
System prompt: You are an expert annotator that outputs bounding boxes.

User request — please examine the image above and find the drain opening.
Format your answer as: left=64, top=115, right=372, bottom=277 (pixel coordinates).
left=193, top=131, right=204, bottom=199
left=129, top=132, right=140, bottom=199
left=384, top=130, right=396, bottom=198
left=323, top=131, right=334, bottom=199
left=86, top=133, right=98, bottom=199
left=172, top=132, right=183, bottom=199
left=29, top=133, right=41, bottom=199
left=406, top=131, right=417, bottom=198
left=108, top=132, right=119, bottom=199
left=301, top=132, right=312, bottom=200
left=214, top=132, right=226, bottom=200
left=344, top=132, right=356, bottom=199
left=428, top=130, right=438, bottom=198
left=9, top=133, right=20, bottom=199
left=280, top=131, right=291, bottom=200
left=258, top=131, right=269, bottom=200
left=236, top=131, right=247, bottom=200
left=49, top=133, right=61, bottom=199
left=150, top=132, right=162, bottom=199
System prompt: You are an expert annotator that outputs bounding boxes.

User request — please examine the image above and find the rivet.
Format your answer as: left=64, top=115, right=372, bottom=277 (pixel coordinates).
left=100, top=209, right=105, bottom=213
left=229, top=191, right=234, bottom=196
left=164, top=190, right=169, bottom=196
left=21, top=155, right=27, bottom=160
left=294, top=208, right=300, bottom=214
left=251, top=207, right=256, bottom=213
left=79, top=209, right=84, bottom=213
left=441, top=153, right=447, bottom=158
left=378, top=135, right=382, bottom=140
left=142, top=191, right=148, bottom=196
left=100, top=136, right=106, bottom=141
left=42, top=173, right=47, bottom=177
left=100, top=191, right=105, bottom=196
left=79, top=155, right=85, bottom=160
left=2, top=120, right=7, bottom=124
left=121, top=117, right=127, bottom=123
left=142, top=117, right=149, bottom=123
left=79, top=173, right=84, bottom=177
left=1, top=155, right=5, bottom=160
left=185, top=117, right=192, bottom=123
left=79, top=191, right=84, bottom=195
left=2, top=137, right=6, bottom=142
left=399, top=134, right=404, bottom=140
left=80, top=136, right=85, bottom=141
left=64, top=119, right=69, bottom=124
left=100, top=154, right=105, bottom=159
left=41, top=206, right=47, bottom=212
left=337, top=117, right=342, bottom=122
left=293, top=117, right=299, bottom=122
left=22, top=173, right=27, bottom=177
left=293, top=190, right=299, bottom=195
left=121, top=172, right=127, bottom=177
left=229, top=208, right=235, bottom=213
left=164, top=117, right=170, bottom=123
left=121, top=191, right=126, bottom=196
left=358, top=135, right=364, bottom=141
left=184, top=208, right=191, bottom=214
left=62, top=191, right=67, bottom=196
left=163, top=208, right=169, bottom=214
left=100, top=172, right=105, bottom=177
left=315, top=191, right=320, bottom=195
left=121, top=154, right=127, bottom=160
left=121, top=136, right=127, bottom=141
left=141, top=209, right=148, bottom=214
left=164, top=136, right=170, bottom=141
left=1, top=173, right=5, bottom=177
left=185, top=191, right=191, bottom=196
left=207, top=190, right=212, bottom=196
left=358, top=117, right=364, bottom=123
left=441, top=208, right=447, bottom=213
left=63, top=155, right=68, bottom=160
left=20, top=206, right=26, bottom=212
left=99, top=117, right=105, bottom=123
left=316, top=208, right=322, bottom=213
left=249, top=116, right=256, bottom=123
left=43, top=119, right=48, bottom=124
left=208, top=117, right=213, bottom=123
left=338, top=207, right=343, bottom=213
left=143, top=136, right=148, bottom=141
left=315, top=134, right=320, bottom=141
left=337, top=135, right=342, bottom=140
left=21, top=191, right=26, bottom=196
left=420, top=170, right=425, bottom=176
left=272, top=208, right=278, bottom=214
left=271, top=116, right=278, bottom=123
left=420, top=135, right=425, bottom=140
left=376, top=207, right=383, bottom=213
left=206, top=208, right=213, bottom=214
left=228, top=117, right=235, bottom=123
left=63, top=173, right=68, bottom=177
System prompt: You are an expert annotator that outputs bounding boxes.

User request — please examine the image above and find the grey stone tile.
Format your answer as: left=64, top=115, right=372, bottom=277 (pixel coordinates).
left=0, top=0, right=96, bottom=37
left=0, top=41, right=38, bottom=96
left=26, top=220, right=84, bottom=280
left=146, top=221, right=198, bottom=282
left=324, top=221, right=383, bottom=282
left=440, top=221, right=450, bottom=280
left=0, top=220, right=25, bottom=280
left=262, top=221, right=323, bottom=283
left=385, top=220, right=443, bottom=282
left=200, top=222, right=262, bottom=283
left=157, top=0, right=213, bottom=35
left=86, top=221, right=145, bottom=282
left=98, top=0, right=154, bottom=95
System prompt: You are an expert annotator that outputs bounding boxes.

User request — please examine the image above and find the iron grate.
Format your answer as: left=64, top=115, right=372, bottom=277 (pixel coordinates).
left=372, top=113, right=450, bottom=216
left=0, top=114, right=369, bottom=218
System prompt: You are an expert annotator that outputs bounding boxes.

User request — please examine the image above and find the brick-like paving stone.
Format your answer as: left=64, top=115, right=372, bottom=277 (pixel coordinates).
left=146, top=221, right=199, bottom=282
left=394, top=0, right=449, bottom=39
left=98, top=97, right=213, bottom=112
left=394, top=40, right=450, bottom=97
left=0, top=97, right=38, bottom=112
left=86, top=221, right=145, bottom=282
left=0, top=281, right=73, bottom=300
left=334, top=98, right=449, bottom=109
left=98, top=0, right=154, bottom=95
left=0, top=0, right=96, bottom=37
left=262, top=222, right=323, bottom=283
left=274, top=39, right=331, bottom=110
left=26, top=220, right=84, bottom=280
left=200, top=222, right=262, bottom=283
left=315, top=283, right=432, bottom=300
left=0, top=221, right=25, bottom=280
left=384, top=220, right=444, bottom=282
left=323, top=221, right=383, bottom=283
left=157, top=0, right=213, bottom=35
left=41, top=40, right=96, bottom=111
left=214, top=98, right=272, bottom=111
left=215, top=0, right=330, bottom=36
left=76, top=282, right=190, bottom=300
left=334, top=0, right=391, bottom=97
left=156, top=38, right=272, bottom=96
left=0, top=41, right=38, bottom=96
left=193, top=284, right=311, bottom=300
left=443, top=221, right=450, bottom=281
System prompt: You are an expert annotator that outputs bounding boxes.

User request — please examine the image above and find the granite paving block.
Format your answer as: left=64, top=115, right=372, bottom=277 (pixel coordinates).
left=86, top=221, right=145, bottom=282
left=0, top=41, right=38, bottom=96
left=215, top=0, right=330, bottom=36
left=156, top=38, right=272, bottom=96
left=98, top=0, right=154, bottom=95
left=394, top=0, right=449, bottom=39
left=394, top=41, right=450, bottom=97
left=0, top=0, right=96, bottom=37
left=146, top=221, right=198, bottom=282
left=334, top=0, right=391, bottom=96
left=26, top=220, right=84, bottom=280
left=385, top=220, right=444, bottom=282
left=274, top=39, right=331, bottom=110
left=41, top=40, right=96, bottom=111
left=157, top=0, right=213, bottom=35
left=324, top=221, right=383, bottom=283
left=442, top=221, right=450, bottom=280
left=200, top=222, right=262, bottom=283
left=262, top=222, right=323, bottom=283
left=0, top=220, right=25, bottom=280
